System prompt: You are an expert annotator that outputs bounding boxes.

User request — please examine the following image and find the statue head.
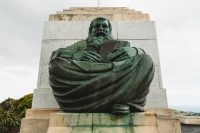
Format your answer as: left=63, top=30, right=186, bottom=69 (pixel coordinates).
left=88, top=17, right=112, bottom=38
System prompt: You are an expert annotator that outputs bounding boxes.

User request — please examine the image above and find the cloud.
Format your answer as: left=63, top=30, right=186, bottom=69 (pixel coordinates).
left=0, top=69, right=37, bottom=101
left=0, top=0, right=199, bottom=109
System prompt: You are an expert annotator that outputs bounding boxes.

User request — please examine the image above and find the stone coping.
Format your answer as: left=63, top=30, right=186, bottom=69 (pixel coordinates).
left=48, top=7, right=149, bottom=21
left=176, top=116, right=200, bottom=125
left=25, top=108, right=200, bottom=125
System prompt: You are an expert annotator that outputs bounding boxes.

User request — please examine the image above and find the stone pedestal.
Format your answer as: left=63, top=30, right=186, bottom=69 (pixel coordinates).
left=20, top=109, right=182, bottom=133
left=20, top=109, right=60, bottom=133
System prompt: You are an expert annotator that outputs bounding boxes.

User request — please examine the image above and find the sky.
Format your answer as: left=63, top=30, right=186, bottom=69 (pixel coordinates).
left=0, top=0, right=200, bottom=112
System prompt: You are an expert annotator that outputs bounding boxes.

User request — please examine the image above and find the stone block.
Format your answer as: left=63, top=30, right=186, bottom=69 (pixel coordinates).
left=36, top=65, right=42, bottom=89
left=39, top=40, right=65, bottom=66
left=157, top=66, right=164, bottom=89
left=117, top=21, right=157, bottom=40
left=47, top=127, right=92, bottom=133
left=156, top=115, right=181, bottom=133
left=49, top=7, right=149, bottom=21
left=149, top=66, right=162, bottom=90
left=49, top=113, right=92, bottom=126
left=32, top=88, right=59, bottom=108
left=133, top=126, right=159, bottom=133
left=43, top=21, right=84, bottom=40
left=20, top=109, right=183, bottom=133
left=93, top=126, right=133, bottom=133
left=128, top=40, right=160, bottom=66
left=145, top=88, right=168, bottom=108
left=179, top=116, right=200, bottom=125
left=93, top=113, right=131, bottom=126
left=174, top=119, right=182, bottom=133
left=20, top=118, right=49, bottom=133
left=37, top=64, right=50, bottom=89
left=147, top=108, right=172, bottom=116
left=132, top=112, right=157, bottom=126
left=25, top=108, right=60, bottom=119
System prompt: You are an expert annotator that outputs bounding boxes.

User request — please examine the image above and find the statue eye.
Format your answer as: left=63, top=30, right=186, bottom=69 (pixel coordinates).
left=103, top=25, right=108, bottom=28
left=94, top=24, right=100, bottom=28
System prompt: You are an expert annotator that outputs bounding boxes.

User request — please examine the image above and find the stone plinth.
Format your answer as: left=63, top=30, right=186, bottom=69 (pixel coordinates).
left=20, top=109, right=182, bottom=133
left=20, top=109, right=60, bottom=133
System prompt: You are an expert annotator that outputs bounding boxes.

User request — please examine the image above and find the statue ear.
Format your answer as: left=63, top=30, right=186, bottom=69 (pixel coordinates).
left=88, top=20, right=94, bottom=35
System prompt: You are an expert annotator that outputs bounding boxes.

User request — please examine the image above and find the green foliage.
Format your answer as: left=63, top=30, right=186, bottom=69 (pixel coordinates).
left=0, top=94, right=33, bottom=133
left=15, top=94, right=33, bottom=118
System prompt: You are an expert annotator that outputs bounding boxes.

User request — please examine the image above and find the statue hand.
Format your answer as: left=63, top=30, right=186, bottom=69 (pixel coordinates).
left=73, top=50, right=101, bottom=62
left=107, top=47, right=137, bottom=62
left=51, top=48, right=74, bottom=60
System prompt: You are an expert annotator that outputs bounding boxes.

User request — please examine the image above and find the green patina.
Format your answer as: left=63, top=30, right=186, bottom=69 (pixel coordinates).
left=49, top=17, right=155, bottom=113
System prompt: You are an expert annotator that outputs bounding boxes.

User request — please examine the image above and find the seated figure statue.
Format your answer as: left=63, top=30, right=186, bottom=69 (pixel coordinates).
left=49, top=17, right=155, bottom=113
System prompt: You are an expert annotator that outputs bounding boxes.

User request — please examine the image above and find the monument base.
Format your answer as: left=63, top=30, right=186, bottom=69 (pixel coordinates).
left=20, top=109, right=60, bottom=133
left=20, top=109, right=185, bottom=133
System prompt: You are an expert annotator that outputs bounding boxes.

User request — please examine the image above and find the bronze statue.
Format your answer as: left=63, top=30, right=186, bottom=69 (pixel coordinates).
left=49, top=17, right=155, bottom=113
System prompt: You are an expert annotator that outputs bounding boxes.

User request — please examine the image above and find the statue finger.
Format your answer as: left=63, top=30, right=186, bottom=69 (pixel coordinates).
left=87, top=51, right=101, bottom=58
left=108, top=49, right=125, bottom=61
left=108, top=52, right=127, bottom=61
left=80, top=56, right=92, bottom=61
left=84, top=52, right=101, bottom=62
left=81, top=55, right=99, bottom=62
left=114, top=55, right=129, bottom=62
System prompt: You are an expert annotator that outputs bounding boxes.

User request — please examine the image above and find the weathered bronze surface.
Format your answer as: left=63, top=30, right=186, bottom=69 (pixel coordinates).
left=49, top=17, right=155, bottom=113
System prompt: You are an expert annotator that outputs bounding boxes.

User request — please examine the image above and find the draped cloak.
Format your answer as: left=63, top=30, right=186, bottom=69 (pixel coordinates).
left=49, top=40, right=155, bottom=112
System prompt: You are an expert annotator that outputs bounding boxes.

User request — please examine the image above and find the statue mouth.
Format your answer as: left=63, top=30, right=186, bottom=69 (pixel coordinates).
left=95, top=31, right=106, bottom=36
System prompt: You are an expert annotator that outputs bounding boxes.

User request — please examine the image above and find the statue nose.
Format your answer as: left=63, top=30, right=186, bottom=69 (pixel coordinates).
left=98, top=25, right=103, bottom=31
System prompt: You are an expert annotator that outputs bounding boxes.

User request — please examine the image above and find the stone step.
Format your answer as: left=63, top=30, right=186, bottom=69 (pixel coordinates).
left=60, top=9, right=141, bottom=15
left=20, top=109, right=182, bottom=133
left=64, top=7, right=130, bottom=12
left=25, top=108, right=60, bottom=118
left=20, top=118, right=49, bottom=133
left=49, top=7, right=149, bottom=21
left=47, top=109, right=181, bottom=133
left=20, top=109, right=60, bottom=133
left=47, top=126, right=159, bottom=133
left=49, top=14, right=149, bottom=21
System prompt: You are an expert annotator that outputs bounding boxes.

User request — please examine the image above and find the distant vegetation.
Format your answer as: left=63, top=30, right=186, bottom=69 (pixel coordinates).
left=0, top=94, right=32, bottom=133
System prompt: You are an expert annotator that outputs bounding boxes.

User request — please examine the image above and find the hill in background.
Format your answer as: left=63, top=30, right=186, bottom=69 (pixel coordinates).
left=0, top=94, right=32, bottom=133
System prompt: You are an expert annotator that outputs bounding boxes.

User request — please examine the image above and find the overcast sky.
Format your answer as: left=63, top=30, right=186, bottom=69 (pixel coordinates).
left=0, top=0, right=199, bottom=111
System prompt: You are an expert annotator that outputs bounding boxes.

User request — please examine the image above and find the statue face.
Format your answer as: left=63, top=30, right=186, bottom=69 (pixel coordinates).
left=91, top=20, right=111, bottom=37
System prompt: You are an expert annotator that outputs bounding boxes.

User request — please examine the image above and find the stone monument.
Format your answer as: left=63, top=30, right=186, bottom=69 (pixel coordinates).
left=20, top=7, right=190, bottom=133
left=32, top=7, right=168, bottom=110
